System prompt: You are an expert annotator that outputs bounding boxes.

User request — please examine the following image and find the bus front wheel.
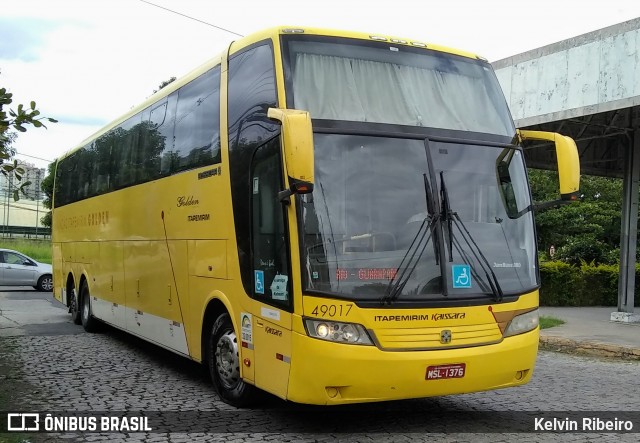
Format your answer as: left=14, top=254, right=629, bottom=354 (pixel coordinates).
left=207, top=312, right=258, bottom=407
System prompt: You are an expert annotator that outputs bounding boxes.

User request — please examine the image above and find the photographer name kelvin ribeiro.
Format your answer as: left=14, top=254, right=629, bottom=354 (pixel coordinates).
left=534, top=416, right=634, bottom=432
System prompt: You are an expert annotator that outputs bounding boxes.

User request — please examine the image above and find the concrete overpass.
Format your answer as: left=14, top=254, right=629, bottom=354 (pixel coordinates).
left=493, top=17, right=640, bottom=321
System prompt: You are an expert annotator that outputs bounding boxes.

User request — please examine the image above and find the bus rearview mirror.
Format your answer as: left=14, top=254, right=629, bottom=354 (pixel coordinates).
left=518, top=129, right=580, bottom=201
left=268, top=108, right=315, bottom=202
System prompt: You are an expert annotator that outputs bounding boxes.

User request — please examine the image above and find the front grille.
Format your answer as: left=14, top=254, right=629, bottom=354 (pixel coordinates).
left=372, top=323, right=502, bottom=350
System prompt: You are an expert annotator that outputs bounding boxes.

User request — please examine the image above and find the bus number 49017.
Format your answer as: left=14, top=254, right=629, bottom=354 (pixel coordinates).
left=426, top=363, right=466, bottom=380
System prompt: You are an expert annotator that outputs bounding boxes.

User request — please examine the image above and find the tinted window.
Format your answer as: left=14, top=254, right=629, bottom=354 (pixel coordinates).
left=54, top=66, right=221, bottom=207
left=113, top=114, right=142, bottom=189
left=228, top=44, right=279, bottom=152
left=4, top=251, right=29, bottom=265
left=151, top=94, right=177, bottom=176
left=251, top=138, right=291, bottom=309
left=55, top=150, right=79, bottom=206
left=173, top=68, right=221, bottom=173
left=227, top=42, right=279, bottom=294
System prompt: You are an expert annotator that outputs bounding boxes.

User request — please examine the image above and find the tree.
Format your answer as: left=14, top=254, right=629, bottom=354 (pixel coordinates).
left=40, top=160, right=56, bottom=227
left=153, top=76, right=176, bottom=94
left=1, top=71, right=57, bottom=200
left=529, top=168, right=625, bottom=264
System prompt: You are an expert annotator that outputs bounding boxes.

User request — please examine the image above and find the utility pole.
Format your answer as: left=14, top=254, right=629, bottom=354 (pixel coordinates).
left=6, top=174, right=11, bottom=238
left=35, top=169, right=41, bottom=238
left=1, top=178, right=6, bottom=238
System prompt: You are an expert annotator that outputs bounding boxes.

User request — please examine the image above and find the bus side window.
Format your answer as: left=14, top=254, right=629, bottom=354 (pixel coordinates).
left=172, top=67, right=221, bottom=174
left=250, top=138, right=291, bottom=308
left=113, top=114, right=142, bottom=189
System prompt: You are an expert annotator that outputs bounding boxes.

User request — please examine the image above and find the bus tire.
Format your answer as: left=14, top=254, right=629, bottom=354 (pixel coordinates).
left=80, top=283, right=99, bottom=333
left=207, top=312, right=258, bottom=407
left=70, top=288, right=81, bottom=325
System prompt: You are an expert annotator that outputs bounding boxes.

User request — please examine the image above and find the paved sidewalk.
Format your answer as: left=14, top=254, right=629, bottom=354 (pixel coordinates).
left=539, top=306, right=640, bottom=359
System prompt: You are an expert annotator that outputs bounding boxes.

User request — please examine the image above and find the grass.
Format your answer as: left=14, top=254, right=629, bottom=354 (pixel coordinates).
left=0, top=239, right=52, bottom=264
left=540, top=315, right=565, bottom=329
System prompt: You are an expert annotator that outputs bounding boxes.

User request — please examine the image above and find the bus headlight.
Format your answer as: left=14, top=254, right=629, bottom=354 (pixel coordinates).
left=503, top=309, right=539, bottom=338
left=304, top=318, right=374, bottom=345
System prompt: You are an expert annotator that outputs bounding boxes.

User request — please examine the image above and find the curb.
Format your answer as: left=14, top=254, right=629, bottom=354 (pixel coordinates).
left=540, top=335, right=640, bottom=360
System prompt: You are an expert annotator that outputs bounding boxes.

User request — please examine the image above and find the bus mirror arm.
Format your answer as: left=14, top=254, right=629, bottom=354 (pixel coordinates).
left=533, top=199, right=574, bottom=213
left=278, top=188, right=293, bottom=204
left=278, top=178, right=314, bottom=205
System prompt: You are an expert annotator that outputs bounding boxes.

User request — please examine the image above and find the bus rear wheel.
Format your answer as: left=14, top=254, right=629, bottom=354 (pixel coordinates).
left=207, top=312, right=258, bottom=407
left=80, top=283, right=99, bottom=333
left=70, top=288, right=81, bottom=325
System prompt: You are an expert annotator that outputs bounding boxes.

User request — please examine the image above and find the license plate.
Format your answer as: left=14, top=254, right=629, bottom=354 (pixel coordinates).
left=426, top=363, right=466, bottom=380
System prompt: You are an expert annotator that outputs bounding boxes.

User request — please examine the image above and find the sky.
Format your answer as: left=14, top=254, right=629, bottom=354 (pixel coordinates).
left=2, top=0, right=640, bottom=170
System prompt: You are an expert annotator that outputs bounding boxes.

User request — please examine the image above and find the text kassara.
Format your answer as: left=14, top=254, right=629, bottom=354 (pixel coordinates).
left=374, top=313, right=465, bottom=322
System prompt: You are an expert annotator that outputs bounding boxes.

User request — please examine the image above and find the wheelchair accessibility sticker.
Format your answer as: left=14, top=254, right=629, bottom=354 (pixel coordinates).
left=254, top=270, right=265, bottom=294
left=452, top=264, right=471, bottom=288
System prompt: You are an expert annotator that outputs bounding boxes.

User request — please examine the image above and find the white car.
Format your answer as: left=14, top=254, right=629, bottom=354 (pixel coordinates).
left=0, top=248, right=53, bottom=291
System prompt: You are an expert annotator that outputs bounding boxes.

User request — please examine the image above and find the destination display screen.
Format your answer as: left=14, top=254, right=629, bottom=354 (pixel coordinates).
left=335, top=268, right=398, bottom=281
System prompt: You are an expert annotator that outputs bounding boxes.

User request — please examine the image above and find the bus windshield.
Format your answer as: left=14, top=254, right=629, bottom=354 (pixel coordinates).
left=284, top=37, right=515, bottom=136
left=300, top=134, right=538, bottom=301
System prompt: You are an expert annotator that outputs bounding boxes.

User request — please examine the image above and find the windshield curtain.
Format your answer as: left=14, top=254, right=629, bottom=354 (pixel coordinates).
left=286, top=38, right=514, bottom=136
left=300, top=134, right=537, bottom=302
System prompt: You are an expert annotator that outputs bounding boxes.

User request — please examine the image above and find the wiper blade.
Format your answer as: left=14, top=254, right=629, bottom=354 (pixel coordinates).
left=439, top=172, right=504, bottom=302
left=381, top=173, right=439, bottom=305
left=423, top=173, right=440, bottom=266
left=381, top=214, right=438, bottom=305
left=439, top=172, right=453, bottom=262
left=451, top=212, right=503, bottom=301
left=449, top=234, right=492, bottom=294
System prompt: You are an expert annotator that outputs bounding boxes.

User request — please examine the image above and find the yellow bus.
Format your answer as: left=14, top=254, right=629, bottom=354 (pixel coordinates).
left=52, top=26, right=580, bottom=407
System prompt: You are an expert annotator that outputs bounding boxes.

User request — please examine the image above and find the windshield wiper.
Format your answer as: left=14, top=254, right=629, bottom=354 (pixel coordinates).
left=423, top=173, right=440, bottom=266
left=440, top=170, right=484, bottom=290
left=439, top=172, right=453, bottom=262
left=381, top=174, right=438, bottom=305
left=381, top=214, right=439, bottom=305
left=439, top=172, right=504, bottom=302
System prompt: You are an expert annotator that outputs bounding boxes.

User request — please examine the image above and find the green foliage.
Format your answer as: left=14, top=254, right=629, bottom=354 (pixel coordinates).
left=539, top=316, right=565, bottom=329
left=539, top=261, right=581, bottom=306
left=528, top=168, right=559, bottom=202
left=1, top=72, right=57, bottom=200
left=0, top=239, right=52, bottom=263
left=539, top=260, right=640, bottom=306
left=554, top=235, right=609, bottom=266
left=153, top=76, right=176, bottom=94
left=530, top=169, right=624, bottom=266
left=578, top=261, right=620, bottom=306
left=604, top=247, right=622, bottom=264
left=40, top=160, right=56, bottom=227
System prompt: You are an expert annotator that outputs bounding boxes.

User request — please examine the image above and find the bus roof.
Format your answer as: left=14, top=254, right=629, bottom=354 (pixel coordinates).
left=59, top=26, right=485, bottom=163
left=273, top=26, right=482, bottom=60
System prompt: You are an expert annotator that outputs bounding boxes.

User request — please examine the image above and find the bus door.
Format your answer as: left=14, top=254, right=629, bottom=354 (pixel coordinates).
left=250, top=138, right=293, bottom=399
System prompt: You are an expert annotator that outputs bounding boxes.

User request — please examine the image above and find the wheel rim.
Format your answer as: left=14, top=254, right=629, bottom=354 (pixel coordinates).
left=42, top=277, right=53, bottom=291
left=215, top=330, right=240, bottom=389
